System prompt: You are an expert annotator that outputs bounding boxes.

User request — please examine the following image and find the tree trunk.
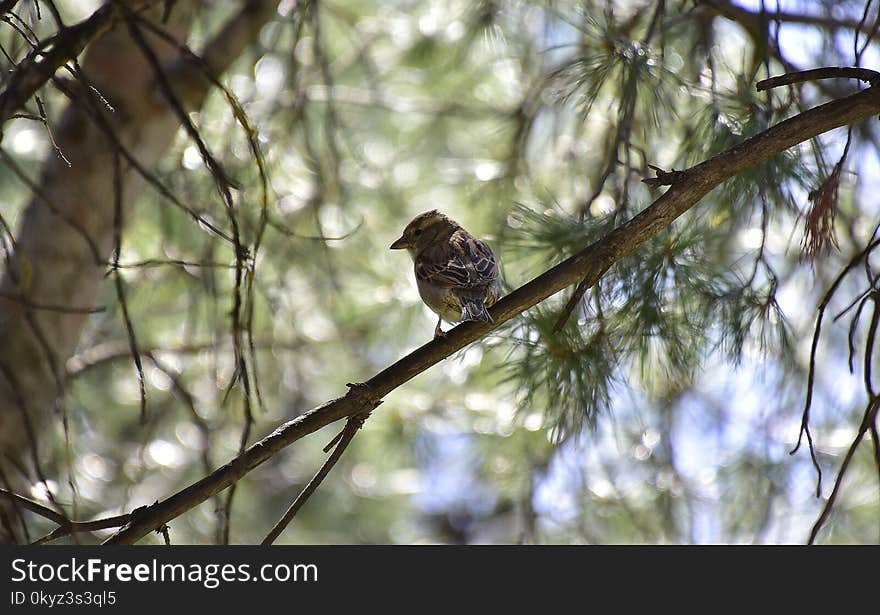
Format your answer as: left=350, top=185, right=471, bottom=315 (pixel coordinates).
left=0, top=0, right=277, bottom=543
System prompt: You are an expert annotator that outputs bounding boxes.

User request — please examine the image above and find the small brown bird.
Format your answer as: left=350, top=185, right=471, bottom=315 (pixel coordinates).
left=391, top=210, right=502, bottom=338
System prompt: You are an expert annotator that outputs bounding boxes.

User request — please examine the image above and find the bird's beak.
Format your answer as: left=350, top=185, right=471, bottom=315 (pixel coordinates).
left=390, top=235, right=409, bottom=250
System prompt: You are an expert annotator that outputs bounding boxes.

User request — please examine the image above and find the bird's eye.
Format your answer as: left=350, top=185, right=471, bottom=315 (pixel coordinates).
left=414, top=228, right=423, bottom=236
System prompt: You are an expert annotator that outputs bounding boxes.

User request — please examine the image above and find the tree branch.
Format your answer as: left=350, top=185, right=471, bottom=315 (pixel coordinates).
left=0, top=487, right=130, bottom=544
left=757, top=67, right=880, bottom=91
left=698, top=0, right=880, bottom=36
left=103, top=79, right=880, bottom=544
left=0, top=2, right=119, bottom=126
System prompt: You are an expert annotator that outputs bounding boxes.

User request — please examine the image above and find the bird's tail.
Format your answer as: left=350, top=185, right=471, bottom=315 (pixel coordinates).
left=461, top=298, right=494, bottom=324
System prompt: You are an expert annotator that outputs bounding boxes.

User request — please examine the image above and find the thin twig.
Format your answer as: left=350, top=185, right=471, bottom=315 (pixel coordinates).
left=0, top=487, right=67, bottom=526
left=870, top=421, right=880, bottom=543
left=0, top=146, right=103, bottom=263
left=110, top=150, right=148, bottom=423
left=66, top=338, right=303, bottom=377
left=0, top=487, right=131, bottom=544
left=808, top=398, right=880, bottom=544
left=791, top=236, right=880, bottom=491
left=757, top=66, right=880, bottom=91
left=262, top=411, right=372, bottom=545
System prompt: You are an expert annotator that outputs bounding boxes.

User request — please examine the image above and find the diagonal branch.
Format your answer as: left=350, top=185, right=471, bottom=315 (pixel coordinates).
left=104, top=77, right=880, bottom=545
left=0, top=2, right=122, bottom=126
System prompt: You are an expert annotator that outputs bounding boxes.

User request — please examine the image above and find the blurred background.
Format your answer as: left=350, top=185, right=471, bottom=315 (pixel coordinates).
left=1, top=0, right=879, bottom=544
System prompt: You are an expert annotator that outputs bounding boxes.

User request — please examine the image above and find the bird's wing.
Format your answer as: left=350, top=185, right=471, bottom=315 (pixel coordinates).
left=416, top=233, right=498, bottom=290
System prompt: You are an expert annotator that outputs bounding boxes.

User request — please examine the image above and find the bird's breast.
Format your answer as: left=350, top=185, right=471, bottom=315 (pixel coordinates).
left=416, top=278, right=464, bottom=322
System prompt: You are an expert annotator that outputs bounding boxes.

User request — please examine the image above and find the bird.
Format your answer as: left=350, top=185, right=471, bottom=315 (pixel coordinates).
left=390, top=210, right=502, bottom=339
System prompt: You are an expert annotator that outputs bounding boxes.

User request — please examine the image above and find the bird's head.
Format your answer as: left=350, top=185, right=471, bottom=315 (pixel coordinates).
left=390, top=210, right=459, bottom=256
